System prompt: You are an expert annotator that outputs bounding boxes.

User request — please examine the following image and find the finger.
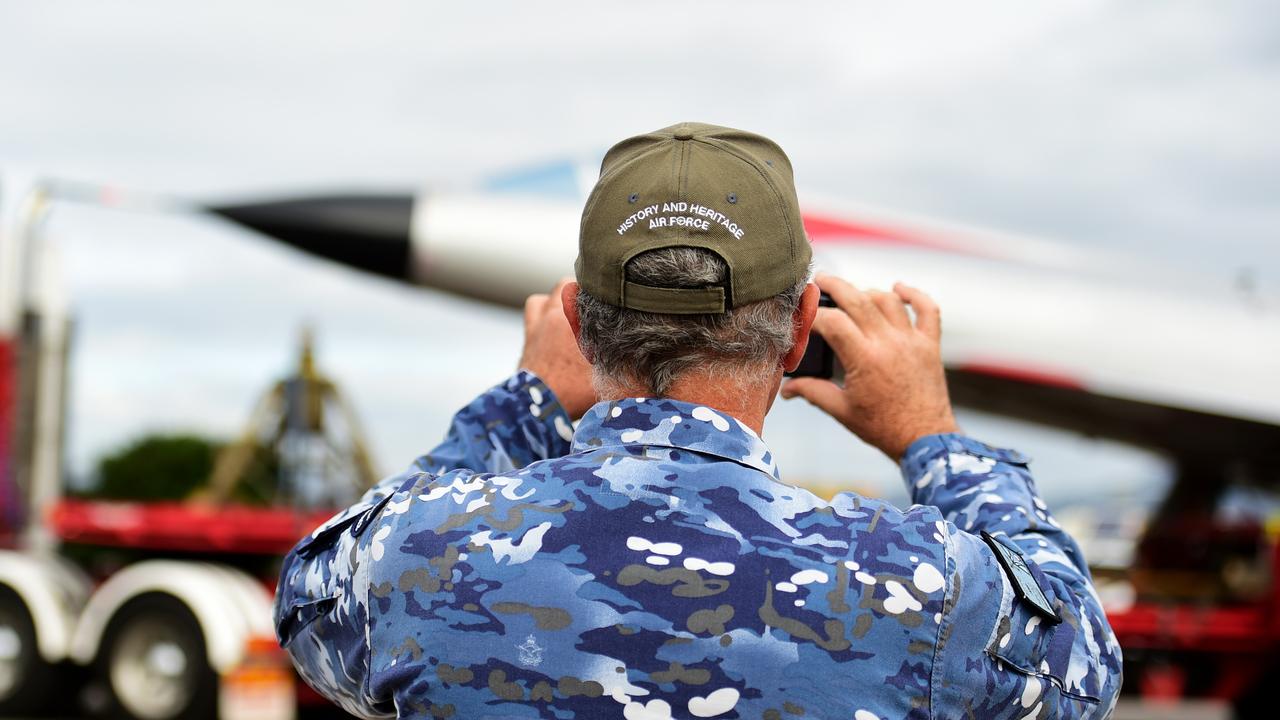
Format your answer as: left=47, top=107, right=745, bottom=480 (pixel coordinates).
left=524, top=293, right=548, bottom=328
left=810, top=306, right=864, bottom=369
left=816, top=273, right=884, bottom=332
left=780, top=376, right=847, bottom=416
left=869, top=290, right=911, bottom=329
left=893, top=282, right=940, bottom=340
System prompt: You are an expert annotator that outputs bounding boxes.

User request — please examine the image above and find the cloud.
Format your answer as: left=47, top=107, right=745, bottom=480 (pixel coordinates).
left=4, top=1, right=1270, bottom=504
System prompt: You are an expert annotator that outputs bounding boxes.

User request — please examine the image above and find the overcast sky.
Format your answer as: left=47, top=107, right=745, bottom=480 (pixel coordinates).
left=3, top=1, right=1276, bottom=507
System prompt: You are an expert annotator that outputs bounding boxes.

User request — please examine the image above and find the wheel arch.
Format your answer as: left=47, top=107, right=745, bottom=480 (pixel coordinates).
left=0, top=549, right=90, bottom=662
left=69, top=560, right=274, bottom=673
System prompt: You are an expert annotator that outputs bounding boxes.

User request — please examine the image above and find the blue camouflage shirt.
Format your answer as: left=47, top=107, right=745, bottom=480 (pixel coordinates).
left=275, top=371, right=1122, bottom=719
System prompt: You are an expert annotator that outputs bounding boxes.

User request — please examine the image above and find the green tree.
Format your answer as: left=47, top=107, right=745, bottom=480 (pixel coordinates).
left=92, top=434, right=219, bottom=501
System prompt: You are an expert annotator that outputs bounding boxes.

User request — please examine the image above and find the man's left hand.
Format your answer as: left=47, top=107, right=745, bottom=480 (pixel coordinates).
left=519, top=279, right=597, bottom=420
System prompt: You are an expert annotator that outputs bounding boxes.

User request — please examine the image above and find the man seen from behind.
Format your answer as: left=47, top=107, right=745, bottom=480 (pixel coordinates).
left=274, top=122, right=1123, bottom=719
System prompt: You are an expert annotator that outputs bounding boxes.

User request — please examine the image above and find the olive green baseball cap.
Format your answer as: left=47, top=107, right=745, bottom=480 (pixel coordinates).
left=575, top=122, right=811, bottom=314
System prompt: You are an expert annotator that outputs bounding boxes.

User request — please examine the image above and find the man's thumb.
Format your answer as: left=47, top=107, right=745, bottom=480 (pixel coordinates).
left=781, top=377, right=846, bottom=417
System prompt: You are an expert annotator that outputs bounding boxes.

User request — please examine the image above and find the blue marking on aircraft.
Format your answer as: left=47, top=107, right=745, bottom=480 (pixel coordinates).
left=483, top=158, right=590, bottom=199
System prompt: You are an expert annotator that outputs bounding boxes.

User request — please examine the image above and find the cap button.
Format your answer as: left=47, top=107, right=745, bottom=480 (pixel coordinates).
left=673, top=129, right=694, bottom=140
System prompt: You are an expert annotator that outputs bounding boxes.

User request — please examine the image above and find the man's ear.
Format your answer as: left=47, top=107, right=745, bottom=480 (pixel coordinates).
left=561, top=281, right=593, bottom=362
left=782, top=283, right=820, bottom=372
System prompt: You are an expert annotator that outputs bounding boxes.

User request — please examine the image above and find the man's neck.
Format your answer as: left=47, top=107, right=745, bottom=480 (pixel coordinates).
left=604, top=370, right=779, bottom=436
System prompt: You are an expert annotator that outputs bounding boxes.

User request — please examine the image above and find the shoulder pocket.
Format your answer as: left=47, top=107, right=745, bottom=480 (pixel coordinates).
left=277, top=491, right=396, bottom=646
left=293, top=491, right=396, bottom=560
left=985, top=534, right=1102, bottom=705
left=277, top=595, right=338, bottom=646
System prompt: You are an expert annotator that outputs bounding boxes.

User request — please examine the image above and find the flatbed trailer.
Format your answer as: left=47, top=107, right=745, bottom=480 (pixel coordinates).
left=0, top=177, right=349, bottom=719
left=0, top=498, right=340, bottom=719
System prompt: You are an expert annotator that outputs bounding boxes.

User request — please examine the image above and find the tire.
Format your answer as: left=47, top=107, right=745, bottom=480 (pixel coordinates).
left=0, top=584, right=58, bottom=715
left=94, top=593, right=217, bottom=720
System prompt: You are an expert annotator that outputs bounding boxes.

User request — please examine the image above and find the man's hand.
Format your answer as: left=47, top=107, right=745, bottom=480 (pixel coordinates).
left=519, top=279, right=596, bottom=420
left=781, top=274, right=959, bottom=460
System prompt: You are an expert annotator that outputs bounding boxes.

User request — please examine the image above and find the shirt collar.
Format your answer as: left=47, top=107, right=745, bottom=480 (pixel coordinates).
left=571, top=397, right=780, bottom=480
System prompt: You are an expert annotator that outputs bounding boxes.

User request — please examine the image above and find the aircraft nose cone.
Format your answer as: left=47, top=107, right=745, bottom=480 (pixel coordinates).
left=208, top=194, right=416, bottom=281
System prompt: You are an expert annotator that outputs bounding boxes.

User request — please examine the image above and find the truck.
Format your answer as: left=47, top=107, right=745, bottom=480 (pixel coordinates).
left=0, top=175, right=373, bottom=719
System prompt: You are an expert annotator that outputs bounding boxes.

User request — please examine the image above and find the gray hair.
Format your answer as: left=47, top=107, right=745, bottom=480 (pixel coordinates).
left=576, top=247, right=806, bottom=397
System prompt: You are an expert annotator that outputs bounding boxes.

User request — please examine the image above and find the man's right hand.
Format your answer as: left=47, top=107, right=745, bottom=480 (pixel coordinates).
left=519, top=279, right=597, bottom=420
left=781, top=274, right=959, bottom=460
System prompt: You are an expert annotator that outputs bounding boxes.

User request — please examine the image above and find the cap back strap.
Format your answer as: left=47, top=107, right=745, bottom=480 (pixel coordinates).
left=622, top=281, right=727, bottom=314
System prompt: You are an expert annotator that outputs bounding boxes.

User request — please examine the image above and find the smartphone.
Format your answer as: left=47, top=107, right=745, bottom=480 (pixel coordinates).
left=785, top=291, right=841, bottom=379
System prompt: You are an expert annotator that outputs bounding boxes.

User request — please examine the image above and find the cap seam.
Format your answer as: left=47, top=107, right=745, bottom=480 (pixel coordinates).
left=693, top=136, right=805, bottom=296
left=582, top=140, right=664, bottom=221
left=694, top=137, right=797, bottom=257
left=581, top=131, right=674, bottom=235
left=586, top=138, right=677, bottom=306
left=678, top=141, right=691, bottom=242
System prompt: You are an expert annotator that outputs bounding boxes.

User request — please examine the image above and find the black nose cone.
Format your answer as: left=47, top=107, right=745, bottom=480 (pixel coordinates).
left=209, top=194, right=416, bottom=281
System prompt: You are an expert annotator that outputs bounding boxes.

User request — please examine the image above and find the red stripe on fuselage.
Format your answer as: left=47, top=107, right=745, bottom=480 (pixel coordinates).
left=802, top=212, right=976, bottom=255
left=955, top=360, right=1086, bottom=391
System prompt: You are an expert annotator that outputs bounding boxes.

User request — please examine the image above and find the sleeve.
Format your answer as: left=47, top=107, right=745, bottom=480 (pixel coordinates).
left=271, top=371, right=575, bottom=717
left=405, top=369, right=576, bottom=477
left=900, top=434, right=1123, bottom=718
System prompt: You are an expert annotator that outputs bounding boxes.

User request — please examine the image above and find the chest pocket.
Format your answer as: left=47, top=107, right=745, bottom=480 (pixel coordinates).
left=986, top=534, right=1104, bottom=707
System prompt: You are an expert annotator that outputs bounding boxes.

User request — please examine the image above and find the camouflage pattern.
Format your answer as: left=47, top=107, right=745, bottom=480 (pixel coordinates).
left=275, top=371, right=1122, bottom=719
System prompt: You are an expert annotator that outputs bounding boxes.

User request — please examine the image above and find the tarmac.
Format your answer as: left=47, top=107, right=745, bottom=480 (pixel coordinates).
left=1113, top=700, right=1232, bottom=719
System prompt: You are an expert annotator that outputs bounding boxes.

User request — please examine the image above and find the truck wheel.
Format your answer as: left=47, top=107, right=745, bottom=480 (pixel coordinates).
left=0, top=584, right=57, bottom=714
left=96, top=593, right=217, bottom=720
